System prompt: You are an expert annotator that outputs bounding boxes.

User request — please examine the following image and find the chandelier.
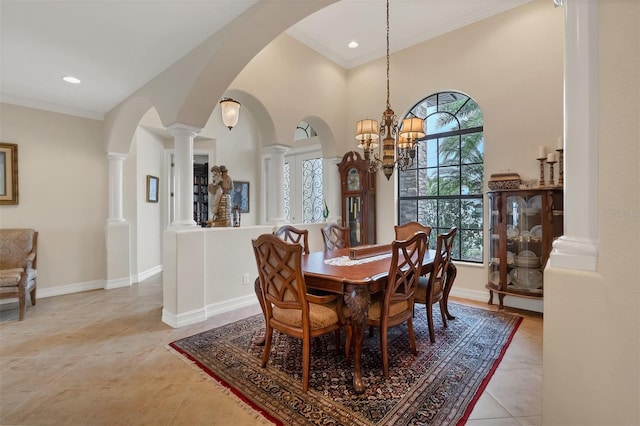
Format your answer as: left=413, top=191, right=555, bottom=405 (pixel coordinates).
left=355, top=0, right=425, bottom=181
left=220, top=97, right=241, bottom=130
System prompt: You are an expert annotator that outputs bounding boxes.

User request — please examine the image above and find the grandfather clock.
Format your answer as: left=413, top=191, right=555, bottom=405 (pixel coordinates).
left=337, top=151, right=376, bottom=246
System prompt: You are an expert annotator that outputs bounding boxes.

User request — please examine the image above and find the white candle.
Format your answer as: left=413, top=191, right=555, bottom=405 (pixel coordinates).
left=547, top=152, right=557, bottom=162
left=538, top=146, right=547, bottom=159
left=556, top=137, right=563, bottom=150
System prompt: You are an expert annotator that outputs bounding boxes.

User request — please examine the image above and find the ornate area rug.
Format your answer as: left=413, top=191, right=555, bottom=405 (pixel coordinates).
left=169, top=303, right=522, bottom=426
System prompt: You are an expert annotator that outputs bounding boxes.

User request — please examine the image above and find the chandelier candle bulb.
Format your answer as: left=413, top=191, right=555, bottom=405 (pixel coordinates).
left=547, top=152, right=557, bottom=163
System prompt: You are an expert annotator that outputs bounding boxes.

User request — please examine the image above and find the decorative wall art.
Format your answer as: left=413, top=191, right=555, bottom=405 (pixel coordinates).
left=0, top=143, right=19, bottom=205
left=232, top=181, right=249, bottom=213
left=146, top=175, right=159, bottom=203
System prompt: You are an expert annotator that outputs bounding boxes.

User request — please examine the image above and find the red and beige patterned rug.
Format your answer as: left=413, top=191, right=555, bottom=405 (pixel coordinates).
left=169, top=303, right=521, bottom=426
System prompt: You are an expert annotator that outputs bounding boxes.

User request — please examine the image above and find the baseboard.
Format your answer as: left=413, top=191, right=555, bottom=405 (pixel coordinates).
left=105, top=277, right=131, bottom=289
left=162, top=307, right=207, bottom=328
left=450, top=287, right=543, bottom=313
left=37, top=280, right=105, bottom=299
left=205, top=294, right=258, bottom=318
left=450, top=288, right=488, bottom=303
left=133, top=265, right=163, bottom=284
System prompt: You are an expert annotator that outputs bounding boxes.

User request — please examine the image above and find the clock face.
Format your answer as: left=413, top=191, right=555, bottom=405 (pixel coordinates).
left=347, top=168, right=360, bottom=191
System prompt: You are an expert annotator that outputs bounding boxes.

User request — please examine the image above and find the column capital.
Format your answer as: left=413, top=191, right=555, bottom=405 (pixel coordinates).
left=167, top=123, right=201, bottom=138
left=263, top=144, right=291, bottom=155
left=106, top=152, right=128, bottom=160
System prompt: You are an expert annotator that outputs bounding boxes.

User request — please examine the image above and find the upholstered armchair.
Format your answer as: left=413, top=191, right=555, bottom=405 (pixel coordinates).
left=0, top=228, right=38, bottom=320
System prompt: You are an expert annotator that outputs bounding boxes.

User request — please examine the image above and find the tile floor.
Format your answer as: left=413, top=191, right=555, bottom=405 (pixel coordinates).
left=0, top=274, right=542, bottom=425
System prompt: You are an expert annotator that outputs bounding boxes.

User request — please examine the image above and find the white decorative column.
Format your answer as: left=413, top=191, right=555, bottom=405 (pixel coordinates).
left=323, top=156, right=341, bottom=224
left=107, top=153, right=127, bottom=222
left=105, top=152, right=130, bottom=289
left=262, top=144, right=289, bottom=224
left=549, top=0, right=599, bottom=271
left=168, top=124, right=200, bottom=227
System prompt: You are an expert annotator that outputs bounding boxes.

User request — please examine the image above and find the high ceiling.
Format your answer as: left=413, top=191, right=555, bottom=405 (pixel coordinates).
left=0, top=0, right=530, bottom=120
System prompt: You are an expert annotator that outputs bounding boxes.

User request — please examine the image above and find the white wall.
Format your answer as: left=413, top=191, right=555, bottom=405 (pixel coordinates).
left=0, top=103, right=107, bottom=294
left=162, top=222, right=326, bottom=327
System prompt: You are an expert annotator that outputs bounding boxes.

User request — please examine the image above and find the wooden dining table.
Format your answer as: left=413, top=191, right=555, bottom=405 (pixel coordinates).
left=300, top=247, right=457, bottom=394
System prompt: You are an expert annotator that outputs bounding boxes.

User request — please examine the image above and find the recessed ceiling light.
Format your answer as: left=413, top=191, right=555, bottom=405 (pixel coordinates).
left=62, top=76, right=81, bottom=84
left=348, top=41, right=359, bottom=49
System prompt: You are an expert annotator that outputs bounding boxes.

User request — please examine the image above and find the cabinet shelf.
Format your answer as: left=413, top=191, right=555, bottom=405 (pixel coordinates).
left=486, top=188, right=563, bottom=309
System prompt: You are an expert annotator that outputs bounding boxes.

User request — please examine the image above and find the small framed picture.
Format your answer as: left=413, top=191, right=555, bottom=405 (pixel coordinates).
left=146, top=175, right=159, bottom=203
left=0, top=142, right=18, bottom=205
left=232, top=181, right=249, bottom=213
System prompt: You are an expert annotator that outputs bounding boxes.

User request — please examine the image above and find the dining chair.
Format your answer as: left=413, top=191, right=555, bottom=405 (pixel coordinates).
left=252, top=233, right=350, bottom=392
left=346, top=231, right=427, bottom=377
left=394, top=221, right=432, bottom=248
left=273, top=225, right=310, bottom=254
left=321, top=223, right=350, bottom=251
left=414, top=227, right=457, bottom=343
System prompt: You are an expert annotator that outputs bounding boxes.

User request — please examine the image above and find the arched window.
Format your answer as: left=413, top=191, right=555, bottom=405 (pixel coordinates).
left=398, top=92, right=484, bottom=262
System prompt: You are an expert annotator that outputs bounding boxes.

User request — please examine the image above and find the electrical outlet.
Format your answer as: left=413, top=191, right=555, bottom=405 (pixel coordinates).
left=242, top=273, right=250, bottom=285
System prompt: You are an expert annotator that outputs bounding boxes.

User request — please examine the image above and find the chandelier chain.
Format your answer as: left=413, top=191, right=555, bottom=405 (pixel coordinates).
left=386, top=0, right=390, bottom=110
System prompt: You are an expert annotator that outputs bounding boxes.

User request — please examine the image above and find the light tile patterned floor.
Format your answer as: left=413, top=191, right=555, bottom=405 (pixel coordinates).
left=0, top=274, right=542, bottom=425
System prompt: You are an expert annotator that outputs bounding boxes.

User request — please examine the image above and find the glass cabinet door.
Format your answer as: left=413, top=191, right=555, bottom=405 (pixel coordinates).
left=505, top=193, right=543, bottom=294
left=345, top=196, right=361, bottom=246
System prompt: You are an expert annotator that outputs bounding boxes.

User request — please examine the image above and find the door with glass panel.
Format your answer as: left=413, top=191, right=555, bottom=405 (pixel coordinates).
left=284, top=150, right=323, bottom=224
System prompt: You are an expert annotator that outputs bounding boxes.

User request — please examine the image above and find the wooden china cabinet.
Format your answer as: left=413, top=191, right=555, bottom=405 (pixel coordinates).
left=337, top=151, right=376, bottom=247
left=486, top=188, right=563, bottom=309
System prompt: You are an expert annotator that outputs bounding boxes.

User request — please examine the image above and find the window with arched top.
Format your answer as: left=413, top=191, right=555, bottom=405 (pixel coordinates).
left=398, top=91, right=484, bottom=263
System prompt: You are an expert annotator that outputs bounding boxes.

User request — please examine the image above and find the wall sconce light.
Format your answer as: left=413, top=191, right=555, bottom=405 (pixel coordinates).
left=220, top=97, right=241, bottom=130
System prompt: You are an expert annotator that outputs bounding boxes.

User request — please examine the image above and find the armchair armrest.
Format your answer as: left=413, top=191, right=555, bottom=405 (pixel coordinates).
left=307, top=293, right=338, bottom=305
left=24, top=252, right=36, bottom=270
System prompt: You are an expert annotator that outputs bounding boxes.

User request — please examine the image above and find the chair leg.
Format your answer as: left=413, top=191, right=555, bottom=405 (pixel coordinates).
left=261, top=326, right=273, bottom=368
left=18, top=290, right=26, bottom=321
left=380, top=324, right=389, bottom=377
left=333, top=329, right=341, bottom=355
left=302, top=336, right=311, bottom=392
left=440, top=299, right=447, bottom=328
left=30, top=286, right=37, bottom=306
left=407, top=317, right=417, bottom=356
left=426, top=303, right=436, bottom=343
left=254, top=278, right=266, bottom=346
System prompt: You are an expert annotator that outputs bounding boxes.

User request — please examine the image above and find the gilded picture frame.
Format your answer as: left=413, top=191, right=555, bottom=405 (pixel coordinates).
left=146, top=175, right=159, bottom=203
left=0, top=143, right=19, bottom=205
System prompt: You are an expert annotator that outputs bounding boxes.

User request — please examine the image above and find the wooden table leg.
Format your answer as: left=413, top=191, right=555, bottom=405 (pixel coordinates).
left=344, top=284, right=370, bottom=394
left=442, top=263, right=457, bottom=320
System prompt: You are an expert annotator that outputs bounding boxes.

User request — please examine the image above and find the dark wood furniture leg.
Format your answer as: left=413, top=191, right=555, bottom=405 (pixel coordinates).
left=344, top=284, right=370, bottom=394
left=254, top=277, right=266, bottom=346
left=442, top=263, right=457, bottom=320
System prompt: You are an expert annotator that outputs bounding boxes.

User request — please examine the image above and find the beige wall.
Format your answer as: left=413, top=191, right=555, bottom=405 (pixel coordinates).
left=346, top=0, right=563, bottom=308
left=2, top=1, right=639, bottom=421
left=0, top=103, right=107, bottom=293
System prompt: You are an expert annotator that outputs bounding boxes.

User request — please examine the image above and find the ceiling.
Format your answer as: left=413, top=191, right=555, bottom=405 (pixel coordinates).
left=0, top=0, right=530, bottom=120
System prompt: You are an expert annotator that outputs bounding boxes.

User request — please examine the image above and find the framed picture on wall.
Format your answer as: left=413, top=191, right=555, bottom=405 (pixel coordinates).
left=0, top=142, right=18, bottom=205
left=146, top=175, right=159, bottom=203
left=232, top=181, right=249, bottom=213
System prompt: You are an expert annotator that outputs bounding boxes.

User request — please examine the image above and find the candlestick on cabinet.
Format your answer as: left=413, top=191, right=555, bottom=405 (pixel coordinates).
left=547, top=159, right=557, bottom=186
left=537, top=157, right=546, bottom=187
left=556, top=148, right=564, bottom=186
